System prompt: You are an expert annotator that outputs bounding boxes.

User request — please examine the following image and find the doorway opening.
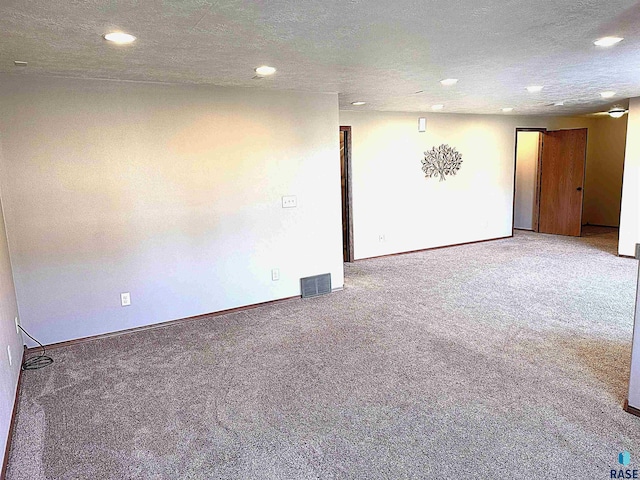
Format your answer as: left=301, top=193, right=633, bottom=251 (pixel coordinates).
left=514, top=129, right=544, bottom=232
left=340, top=126, right=354, bottom=262
left=513, top=128, right=588, bottom=237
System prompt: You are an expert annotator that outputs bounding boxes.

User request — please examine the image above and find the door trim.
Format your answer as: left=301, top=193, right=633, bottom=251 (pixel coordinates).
left=340, top=126, right=355, bottom=262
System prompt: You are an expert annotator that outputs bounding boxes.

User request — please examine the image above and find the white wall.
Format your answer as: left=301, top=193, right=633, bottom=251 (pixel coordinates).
left=341, top=112, right=516, bottom=259
left=628, top=262, right=640, bottom=409
left=0, top=138, right=22, bottom=470
left=0, top=76, right=344, bottom=346
left=623, top=98, right=640, bottom=407
left=619, top=98, right=640, bottom=257
left=583, top=115, right=627, bottom=227
left=339, top=111, right=598, bottom=260
left=514, top=132, right=540, bottom=230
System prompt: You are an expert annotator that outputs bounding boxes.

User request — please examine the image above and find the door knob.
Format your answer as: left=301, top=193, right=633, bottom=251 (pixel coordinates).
left=576, top=187, right=583, bottom=191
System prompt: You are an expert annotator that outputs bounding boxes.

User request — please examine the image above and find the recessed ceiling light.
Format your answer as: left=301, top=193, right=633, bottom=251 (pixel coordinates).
left=103, top=32, right=137, bottom=44
left=502, top=107, right=514, bottom=113
left=351, top=101, right=366, bottom=106
left=255, top=65, right=276, bottom=76
left=13, top=61, right=27, bottom=67
left=554, top=101, right=565, bottom=106
left=601, top=91, right=616, bottom=99
left=594, top=36, right=623, bottom=47
left=431, top=104, right=444, bottom=110
left=440, top=78, right=458, bottom=86
left=526, top=86, right=544, bottom=93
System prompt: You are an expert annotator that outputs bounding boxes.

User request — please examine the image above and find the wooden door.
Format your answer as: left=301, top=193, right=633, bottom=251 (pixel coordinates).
left=538, top=129, right=587, bottom=236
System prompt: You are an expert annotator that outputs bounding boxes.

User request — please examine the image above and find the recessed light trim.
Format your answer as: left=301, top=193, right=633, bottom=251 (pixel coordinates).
left=431, top=104, right=444, bottom=110
left=526, top=86, right=544, bottom=93
left=600, top=91, right=616, bottom=99
left=351, top=101, right=366, bottom=106
left=502, top=107, right=514, bottom=113
left=255, top=65, right=276, bottom=76
left=594, top=36, right=623, bottom=47
left=103, top=32, right=137, bottom=44
left=440, top=78, right=458, bottom=86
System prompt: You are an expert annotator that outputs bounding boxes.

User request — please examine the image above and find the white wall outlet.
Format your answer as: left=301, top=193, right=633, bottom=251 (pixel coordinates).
left=120, top=292, right=131, bottom=307
left=271, top=268, right=280, bottom=281
left=15, top=316, right=19, bottom=335
left=7, top=345, right=12, bottom=366
left=379, top=234, right=386, bottom=242
left=282, top=195, right=297, bottom=208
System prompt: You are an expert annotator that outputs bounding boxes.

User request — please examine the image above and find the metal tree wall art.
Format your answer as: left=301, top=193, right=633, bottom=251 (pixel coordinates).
left=421, top=144, right=463, bottom=181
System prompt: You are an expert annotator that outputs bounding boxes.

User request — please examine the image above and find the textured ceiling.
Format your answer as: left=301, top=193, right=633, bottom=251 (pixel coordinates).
left=0, top=0, right=639, bottom=115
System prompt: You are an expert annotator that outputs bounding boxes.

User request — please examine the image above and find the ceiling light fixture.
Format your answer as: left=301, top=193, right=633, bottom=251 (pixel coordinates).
left=608, top=105, right=627, bottom=118
left=13, top=61, right=27, bottom=67
left=440, top=78, right=458, bottom=86
left=255, top=65, right=276, bottom=76
left=431, top=104, right=444, bottom=110
left=594, top=37, right=623, bottom=47
left=526, top=86, right=544, bottom=93
left=351, top=101, right=366, bottom=106
left=601, top=91, right=616, bottom=99
left=502, top=107, right=514, bottom=113
left=554, top=101, right=565, bottom=106
left=103, top=32, right=137, bottom=44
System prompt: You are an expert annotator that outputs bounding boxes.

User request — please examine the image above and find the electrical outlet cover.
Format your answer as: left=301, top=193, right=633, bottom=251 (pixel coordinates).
left=282, top=195, right=297, bottom=208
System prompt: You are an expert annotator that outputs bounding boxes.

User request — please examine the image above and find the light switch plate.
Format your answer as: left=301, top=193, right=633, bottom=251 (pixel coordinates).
left=121, top=292, right=131, bottom=307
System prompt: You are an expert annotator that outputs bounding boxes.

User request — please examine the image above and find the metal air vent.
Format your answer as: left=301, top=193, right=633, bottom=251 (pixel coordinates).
left=301, top=273, right=332, bottom=298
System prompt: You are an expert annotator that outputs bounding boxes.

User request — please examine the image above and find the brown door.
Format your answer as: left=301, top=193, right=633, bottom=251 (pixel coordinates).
left=538, top=129, right=587, bottom=236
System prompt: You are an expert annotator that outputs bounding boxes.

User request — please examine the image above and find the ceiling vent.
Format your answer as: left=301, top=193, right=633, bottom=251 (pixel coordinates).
left=301, top=273, right=332, bottom=298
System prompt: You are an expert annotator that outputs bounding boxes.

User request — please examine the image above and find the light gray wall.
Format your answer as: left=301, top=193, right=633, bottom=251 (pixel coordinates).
left=619, top=98, right=640, bottom=257
left=0, top=137, right=22, bottom=466
left=0, top=75, right=344, bottom=346
left=341, top=111, right=518, bottom=259
left=624, top=100, right=640, bottom=408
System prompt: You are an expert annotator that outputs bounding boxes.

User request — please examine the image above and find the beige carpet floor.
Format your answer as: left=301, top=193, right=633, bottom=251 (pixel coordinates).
left=6, top=228, right=640, bottom=479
